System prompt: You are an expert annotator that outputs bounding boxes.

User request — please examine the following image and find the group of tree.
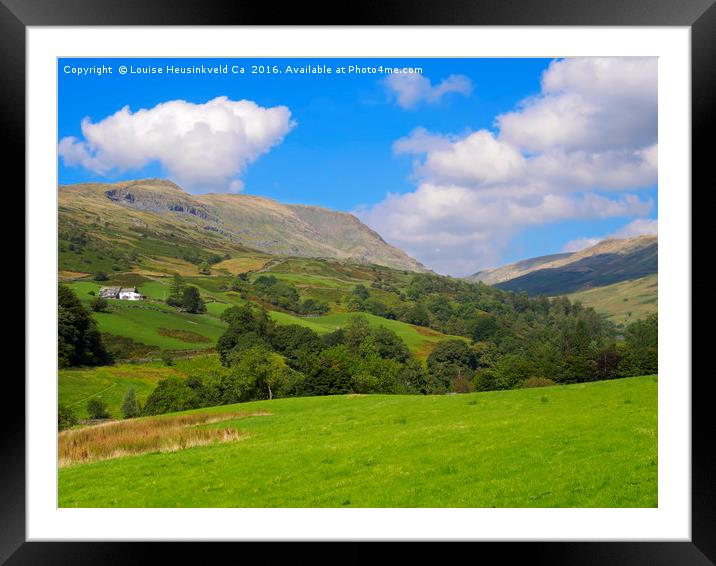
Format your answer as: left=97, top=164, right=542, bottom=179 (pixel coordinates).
left=165, top=274, right=207, bottom=313
left=141, top=293, right=658, bottom=416
left=141, top=306, right=431, bottom=415
left=251, top=275, right=329, bottom=315
left=58, top=285, right=112, bottom=368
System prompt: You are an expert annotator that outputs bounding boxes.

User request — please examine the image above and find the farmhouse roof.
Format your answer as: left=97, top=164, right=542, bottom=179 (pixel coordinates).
left=100, top=286, right=121, bottom=293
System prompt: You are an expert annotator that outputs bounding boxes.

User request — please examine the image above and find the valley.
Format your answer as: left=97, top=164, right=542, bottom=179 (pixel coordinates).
left=57, top=179, right=659, bottom=509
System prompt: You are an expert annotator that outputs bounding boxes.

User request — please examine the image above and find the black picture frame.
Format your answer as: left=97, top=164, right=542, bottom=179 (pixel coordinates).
left=4, top=1, right=710, bottom=563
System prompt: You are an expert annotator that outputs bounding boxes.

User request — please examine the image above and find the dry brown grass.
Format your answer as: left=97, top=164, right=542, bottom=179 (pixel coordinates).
left=59, top=410, right=270, bottom=467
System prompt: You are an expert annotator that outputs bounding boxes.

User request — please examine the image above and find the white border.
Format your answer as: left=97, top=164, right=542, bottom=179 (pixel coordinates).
left=27, top=26, right=691, bottom=541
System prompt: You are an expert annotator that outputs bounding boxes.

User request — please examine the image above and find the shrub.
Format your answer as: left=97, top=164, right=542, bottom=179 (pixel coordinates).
left=161, top=351, right=175, bottom=366
left=90, top=296, right=109, bottom=312
left=93, top=271, right=109, bottom=281
left=142, top=377, right=199, bottom=415
left=121, top=387, right=140, bottom=419
left=87, top=398, right=109, bottom=419
left=182, top=286, right=206, bottom=314
left=58, top=285, right=111, bottom=368
left=58, top=404, right=78, bottom=430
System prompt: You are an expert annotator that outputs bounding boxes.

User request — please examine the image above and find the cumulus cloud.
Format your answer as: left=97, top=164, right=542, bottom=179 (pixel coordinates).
left=359, top=58, right=658, bottom=276
left=497, top=57, right=657, bottom=153
left=59, top=96, right=295, bottom=192
left=562, top=218, right=658, bottom=252
left=384, top=73, right=472, bottom=109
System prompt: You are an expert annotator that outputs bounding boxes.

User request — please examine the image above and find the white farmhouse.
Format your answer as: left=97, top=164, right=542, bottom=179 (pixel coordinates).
left=118, top=287, right=143, bottom=301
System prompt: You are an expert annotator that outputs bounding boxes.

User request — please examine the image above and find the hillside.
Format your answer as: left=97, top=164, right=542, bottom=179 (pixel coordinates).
left=566, top=274, right=658, bottom=326
left=58, top=376, right=657, bottom=507
left=468, top=252, right=574, bottom=285
left=59, top=179, right=427, bottom=274
left=468, top=236, right=657, bottom=296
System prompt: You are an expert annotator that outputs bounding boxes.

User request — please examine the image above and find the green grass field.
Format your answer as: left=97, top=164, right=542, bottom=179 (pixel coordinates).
left=565, top=274, right=657, bottom=326
left=58, top=375, right=657, bottom=508
left=64, top=280, right=228, bottom=350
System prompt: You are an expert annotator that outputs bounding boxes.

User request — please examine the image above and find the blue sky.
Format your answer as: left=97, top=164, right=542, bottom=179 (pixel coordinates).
left=58, top=57, right=658, bottom=275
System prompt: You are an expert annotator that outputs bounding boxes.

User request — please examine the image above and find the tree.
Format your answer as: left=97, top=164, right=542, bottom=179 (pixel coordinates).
left=396, top=359, right=430, bottom=394
left=225, top=347, right=294, bottom=401
left=121, top=387, right=140, bottom=418
left=58, top=285, right=111, bottom=368
left=93, top=271, right=109, bottom=281
left=469, top=314, right=499, bottom=342
left=427, top=340, right=477, bottom=372
left=352, top=284, right=369, bottom=301
left=403, top=303, right=430, bottom=327
left=167, top=273, right=186, bottom=306
left=142, top=377, right=199, bottom=415
left=182, top=286, right=206, bottom=313
left=343, top=316, right=371, bottom=352
left=371, top=326, right=411, bottom=363
left=619, top=313, right=658, bottom=376
left=90, top=296, right=109, bottom=312
left=87, top=398, right=109, bottom=419
left=58, top=404, right=78, bottom=430
left=198, top=261, right=211, bottom=275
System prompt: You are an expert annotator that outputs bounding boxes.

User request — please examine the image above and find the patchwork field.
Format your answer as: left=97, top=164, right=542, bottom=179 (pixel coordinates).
left=62, top=272, right=460, bottom=359
left=59, top=375, right=657, bottom=508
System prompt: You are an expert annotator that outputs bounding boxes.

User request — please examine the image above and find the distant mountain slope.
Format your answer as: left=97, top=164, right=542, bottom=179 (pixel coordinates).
left=468, top=235, right=657, bottom=296
left=467, top=252, right=574, bottom=285
left=58, top=179, right=427, bottom=273
left=565, top=274, right=657, bottom=326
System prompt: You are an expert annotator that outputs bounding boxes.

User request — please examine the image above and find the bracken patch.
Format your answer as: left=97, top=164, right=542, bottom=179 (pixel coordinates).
left=59, top=410, right=270, bottom=467
left=156, top=327, right=212, bottom=343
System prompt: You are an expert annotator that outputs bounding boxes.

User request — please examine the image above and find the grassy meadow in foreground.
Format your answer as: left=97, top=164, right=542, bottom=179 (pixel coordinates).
left=59, top=375, right=657, bottom=508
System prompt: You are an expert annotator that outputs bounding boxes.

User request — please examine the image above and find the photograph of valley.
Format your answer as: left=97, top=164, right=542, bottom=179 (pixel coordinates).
left=57, top=57, right=658, bottom=508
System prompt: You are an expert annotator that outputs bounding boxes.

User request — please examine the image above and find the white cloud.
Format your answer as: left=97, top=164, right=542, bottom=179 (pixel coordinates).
left=562, top=218, right=658, bottom=252
left=359, top=58, right=658, bottom=276
left=360, top=183, right=652, bottom=276
left=420, top=130, right=527, bottom=185
left=59, top=96, right=295, bottom=192
left=384, top=73, right=472, bottom=109
left=393, top=127, right=453, bottom=154
left=612, top=217, right=658, bottom=238
left=497, top=57, right=657, bottom=153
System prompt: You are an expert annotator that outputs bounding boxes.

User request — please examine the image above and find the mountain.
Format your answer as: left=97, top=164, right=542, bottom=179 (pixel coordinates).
left=467, top=235, right=657, bottom=296
left=565, top=273, right=657, bottom=325
left=468, top=252, right=574, bottom=285
left=58, top=179, right=427, bottom=273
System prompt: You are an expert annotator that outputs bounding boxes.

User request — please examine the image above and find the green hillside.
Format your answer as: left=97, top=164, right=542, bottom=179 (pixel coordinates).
left=59, top=375, right=657, bottom=508
left=62, top=266, right=460, bottom=361
left=565, top=274, right=658, bottom=326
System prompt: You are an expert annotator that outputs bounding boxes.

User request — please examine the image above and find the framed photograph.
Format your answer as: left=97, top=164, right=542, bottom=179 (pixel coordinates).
left=6, top=0, right=711, bottom=563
